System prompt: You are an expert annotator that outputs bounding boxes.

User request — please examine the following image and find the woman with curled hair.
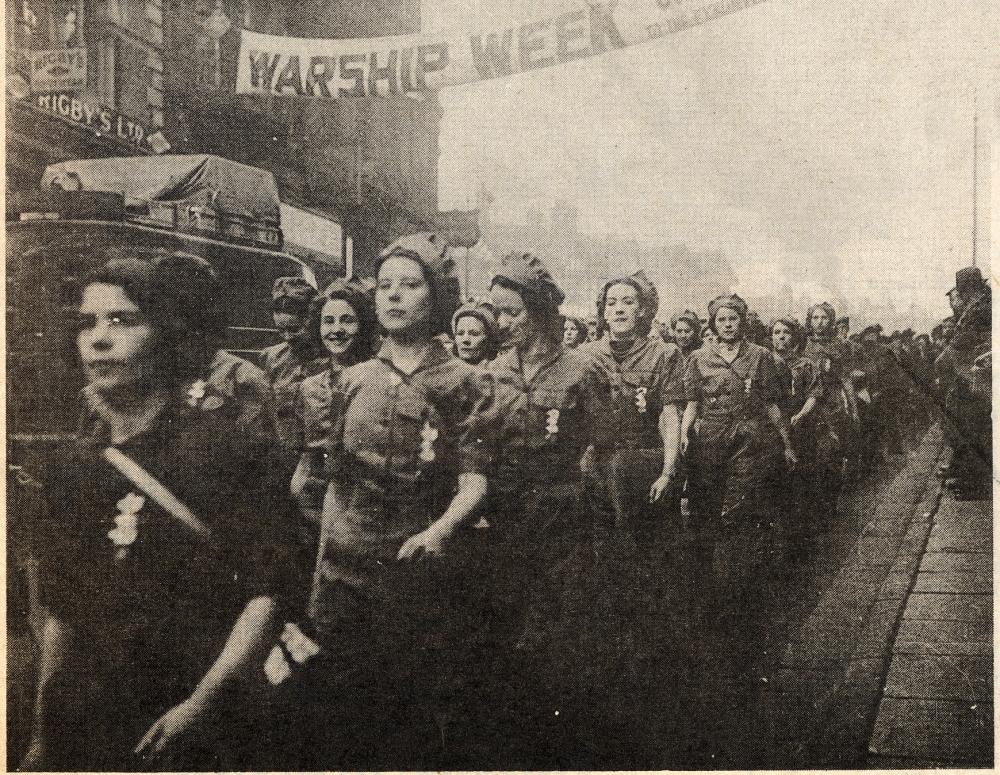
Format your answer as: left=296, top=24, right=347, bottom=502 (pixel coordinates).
left=680, top=294, right=796, bottom=627
left=671, top=310, right=702, bottom=360
left=24, top=252, right=302, bottom=771
left=288, top=277, right=377, bottom=547
left=562, top=315, right=589, bottom=349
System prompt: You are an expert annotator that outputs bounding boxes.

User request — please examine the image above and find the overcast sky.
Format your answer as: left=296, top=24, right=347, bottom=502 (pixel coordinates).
left=423, top=0, right=996, bottom=320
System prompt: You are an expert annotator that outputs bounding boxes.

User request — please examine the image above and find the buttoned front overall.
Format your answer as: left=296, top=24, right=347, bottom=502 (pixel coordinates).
left=683, top=341, right=783, bottom=624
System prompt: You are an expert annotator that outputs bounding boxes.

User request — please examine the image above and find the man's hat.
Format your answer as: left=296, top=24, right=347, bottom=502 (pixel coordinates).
left=953, top=266, right=985, bottom=296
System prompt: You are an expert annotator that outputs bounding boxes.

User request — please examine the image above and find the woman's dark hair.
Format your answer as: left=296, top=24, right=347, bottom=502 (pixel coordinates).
left=80, top=251, right=225, bottom=385
left=771, top=317, right=805, bottom=351
left=564, top=316, right=589, bottom=347
left=307, top=282, right=378, bottom=364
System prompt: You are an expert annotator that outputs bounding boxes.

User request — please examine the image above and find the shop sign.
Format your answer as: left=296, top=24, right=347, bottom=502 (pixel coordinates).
left=34, top=92, right=148, bottom=147
left=30, top=48, right=87, bottom=93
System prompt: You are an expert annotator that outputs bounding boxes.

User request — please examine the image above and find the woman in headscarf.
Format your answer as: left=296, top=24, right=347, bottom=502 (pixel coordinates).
left=671, top=310, right=702, bottom=361
left=452, top=301, right=501, bottom=365
left=483, top=251, right=606, bottom=763
left=770, top=316, right=823, bottom=561
left=681, top=294, right=796, bottom=627
left=590, top=271, right=685, bottom=533
left=260, top=277, right=329, bottom=452
left=288, top=277, right=377, bottom=548
left=563, top=316, right=589, bottom=349
left=302, top=232, right=494, bottom=769
left=24, top=252, right=301, bottom=771
left=802, top=301, right=858, bottom=522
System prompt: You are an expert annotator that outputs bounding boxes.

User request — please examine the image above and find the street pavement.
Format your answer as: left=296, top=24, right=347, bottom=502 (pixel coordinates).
left=867, top=474, right=993, bottom=767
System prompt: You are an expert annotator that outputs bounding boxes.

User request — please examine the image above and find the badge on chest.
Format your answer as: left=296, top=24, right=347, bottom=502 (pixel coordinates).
left=635, top=386, right=648, bottom=413
left=545, top=408, right=560, bottom=440
left=420, top=420, right=439, bottom=463
left=109, top=492, right=145, bottom=561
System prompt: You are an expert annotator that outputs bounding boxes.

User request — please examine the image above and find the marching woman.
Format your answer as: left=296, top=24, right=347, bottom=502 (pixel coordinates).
left=483, top=252, right=607, bottom=764
left=288, top=277, right=377, bottom=547
left=260, top=277, right=329, bottom=453
left=802, top=301, right=858, bottom=522
left=304, top=232, right=494, bottom=769
left=770, top=317, right=824, bottom=560
left=681, top=294, right=797, bottom=626
left=24, top=253, right=301, bottom=771
left=590, top=271, right=685, bottom=532
left=671, top=309, right=703, bottom=361
left=452, top=301, right=501, bottom=365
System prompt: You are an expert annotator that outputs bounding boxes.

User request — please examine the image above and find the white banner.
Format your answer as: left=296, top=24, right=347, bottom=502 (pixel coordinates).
left=237, top=0, right=768, bottom=101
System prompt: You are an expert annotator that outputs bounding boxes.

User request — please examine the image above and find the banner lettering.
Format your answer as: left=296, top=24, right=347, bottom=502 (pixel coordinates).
left=237, top=0, right=768, bottom=100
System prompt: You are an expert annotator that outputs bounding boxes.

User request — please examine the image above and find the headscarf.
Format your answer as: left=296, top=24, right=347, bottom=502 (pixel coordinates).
left=490, top=252, right=565, bottom=312
left=671, top=309, right=702, bottom=336
left=377, top=232, right=461, bottom=335
left=805, top=302, right=837, bottom=336
left=271, top=276, right=317, bottom=314
left=707, top=293, right=748, bottom=334
left=596, top=270, right=659, bottom=337
left=451, top=302, right=501, bottom=361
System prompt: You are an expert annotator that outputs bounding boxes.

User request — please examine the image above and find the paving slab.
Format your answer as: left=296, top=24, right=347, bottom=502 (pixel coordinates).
left=920, top=552, right=991, bottom=573
left=895, top=619, right=992, bottom=657
left=883, top=653, right=992, bottom=702
left=904, top=592, right=991, bottom=622
left=869, top=697, right=993, bottom=764
left=912, top=571, right=992, bottom=595
left=926, top=524, right=992, bottom=553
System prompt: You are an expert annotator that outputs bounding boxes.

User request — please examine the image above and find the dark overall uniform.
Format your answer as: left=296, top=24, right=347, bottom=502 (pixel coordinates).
left=683, top=340, right=783, bottom=619
left=302, top=340, right=494, bottom=769
left=478, top=341, right=605, bottom=765
left=589, top=336, right=686, bottom=531
left=288, top=365, right=343, bottom=550
left=33, top=392, right=301, bottom=771
left=773, top=352, right=823, bottom=555
left=259, top=340, right=328, bottom=454
left=803, top=334, right=857, bottom=514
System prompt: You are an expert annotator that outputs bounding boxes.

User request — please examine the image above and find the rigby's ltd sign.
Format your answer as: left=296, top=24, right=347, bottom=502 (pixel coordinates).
left=34, top=92, right=148, bottom=147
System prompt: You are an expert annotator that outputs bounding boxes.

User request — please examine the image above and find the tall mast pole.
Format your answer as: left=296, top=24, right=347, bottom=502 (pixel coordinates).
left=972, top=93, right=978, bottom=268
